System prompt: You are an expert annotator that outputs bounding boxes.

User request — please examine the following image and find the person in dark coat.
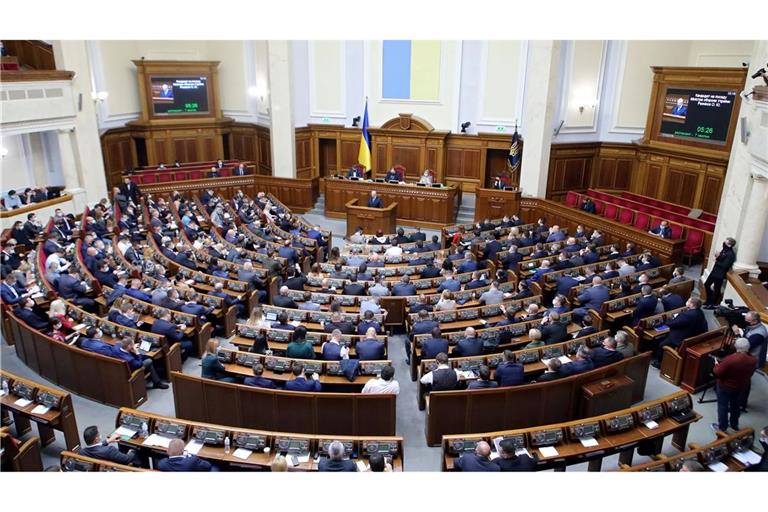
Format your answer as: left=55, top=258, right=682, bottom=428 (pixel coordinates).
left=158, top=438, right=215, bottom=471
left=451, top=327, right=483, bottom=357
left=420, top=328, right=450, bottom=360
left=272, top=286, right=299, bottom=309
left=540, top=312, right=569, bottom=345
left=356, top=330, right=386, bottom=360
left=454, top=441, right=500, bottom=472
left=704, top=238, right=736, bottom=308
left=493, top=438, right=538, bottom=471
left=244, top=363, right=279, bottom=389
left=80, top=425, right=138, bottom=466
left=284, top=364, right=322, bottom=391
left=660, top=286, right=686, bottom=311
left=590, top=336, right=624, bottom=368
left=318, top=440, right=358, bottom=472
left=559, top=346, right=595, bottom=377
left=15, top=298, right=50, bottom=330
left=494, top=350, right=524, bottom=387
left=631, top=285, right=659, bottom=326
left=653, top=297, right=708, bottom=367
left=467, top=365, right=499, bottom=390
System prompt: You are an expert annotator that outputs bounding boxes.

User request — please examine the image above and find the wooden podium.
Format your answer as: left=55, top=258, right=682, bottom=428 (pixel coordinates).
left=345, top=199, right=398, bottom=237
left=474, top=187, right=521, bottom=222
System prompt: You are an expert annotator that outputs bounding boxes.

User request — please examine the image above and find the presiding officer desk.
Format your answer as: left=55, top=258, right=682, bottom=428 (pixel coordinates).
left=110, top=407, right=404, bottom=471
left=324, top=177, right=461, bottom=228
left=442, top=390, right=701, bottom=471
left=1, top=370, right=80, bottom=451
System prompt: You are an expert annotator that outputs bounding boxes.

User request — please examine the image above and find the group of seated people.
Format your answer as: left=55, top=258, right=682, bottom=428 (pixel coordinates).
left=1, top=187, right=58, bottom=211
left=580, top=197, right=674, bottom=239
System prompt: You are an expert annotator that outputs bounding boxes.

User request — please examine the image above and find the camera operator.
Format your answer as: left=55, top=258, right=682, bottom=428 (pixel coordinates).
left=731, top=311, right=767, bottom=411
left=711, top=338, right=756, bottom=433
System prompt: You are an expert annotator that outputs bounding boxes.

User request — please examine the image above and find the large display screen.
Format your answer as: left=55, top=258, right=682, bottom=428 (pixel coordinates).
left=150, top=76, right=210, bottom=115
left=658, top=88, right=737, bottom=145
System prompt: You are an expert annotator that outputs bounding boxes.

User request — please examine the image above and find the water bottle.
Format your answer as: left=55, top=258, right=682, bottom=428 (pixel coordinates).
left=224, top=435, right=231, bottom=454
left=141, top=421, right=149, bottom=439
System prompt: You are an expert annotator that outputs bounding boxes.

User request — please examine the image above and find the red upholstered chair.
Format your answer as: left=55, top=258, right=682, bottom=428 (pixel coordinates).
left=669, top=223, right=683, bottom=240
left=603, top=203, right=618, bottom=220
left=650, top=218, right=661, bottom=231
left=593, top=200, right=604, bottom=214
left=158, top=173, right=173, bottom=183
left=140, top=174, right=157, bottom=184
left=633, top=212, right=650, bottom=230
left=393, top=164, right=406, bottom=181
left=189, top=170, right=203, bottom=180
left=565, top=191, right=580, bottom=208
left=220, top=168, right=231, bottom=177
left=618, top=207, right=634, bottom=225
left=586, top=190, right=598, bottom=199
left=636, top=204, right=651, bottom=214
left=683, top=229, right=705, bottom=265
left=701, top=212, right=717, bottom=223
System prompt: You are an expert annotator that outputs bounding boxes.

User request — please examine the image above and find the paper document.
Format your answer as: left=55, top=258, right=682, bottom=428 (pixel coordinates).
left=143, top=434, right=172, bottom=448
left=232, top=448, right=252, bottom=460
left=185, top=440, right=203, bottom=455
left=290, top=320, right=301, bottom=327
left=186, top=279, right=195, bottom=285
left=30, top=404, right=50, bottom=415
left=558, top=355, right=572, bottom=364
left=297, top=454, right=310, bottom=463
left=538, top=446, right=559, bottom=458
left=644, top=420, right=659, bottom=430
left=113, top=426, right=138, bottom=438
left=27, top=285, right=40, bottom=295
left=580, top=437, right=599, bottom=448
left=31, top=293, right=44, bottom=299
left=73, top=323, right=86, bottom=331
left=707, top=461, right=729, bottom=472
left=140, top=341, right=152, bottom=352
left=14, top=398, right=33, bottom=407
left=356, top=460, right=368, bottom=472
left=489, top=451, right=500, bottom=460
left=732, top=450, right=762, bottom=465
left=515, top=448, right=531, bottom=458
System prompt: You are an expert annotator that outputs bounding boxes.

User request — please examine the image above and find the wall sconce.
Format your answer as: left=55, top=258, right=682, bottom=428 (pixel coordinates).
left=577, top=99, right=597, bottom=114
left=91, top=91, right=109, bottom=102
left=249, top=84, right=269, bottom=102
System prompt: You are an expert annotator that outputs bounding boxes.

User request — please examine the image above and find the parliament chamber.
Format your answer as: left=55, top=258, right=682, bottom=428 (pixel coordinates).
left=1, top=24, right=767, bottom=502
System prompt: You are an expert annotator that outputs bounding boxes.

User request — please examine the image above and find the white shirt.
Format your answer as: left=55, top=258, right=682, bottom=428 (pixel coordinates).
left=384, top=246, right=403, bottom=257
left=362, top=378, right=400, bottom=395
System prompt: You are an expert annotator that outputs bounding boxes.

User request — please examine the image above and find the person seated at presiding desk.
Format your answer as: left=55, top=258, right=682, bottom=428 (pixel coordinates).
left=80, top=425, right=138, bottom=466
left=244, top=363, right=279, bottom=389
left=201, top=339, right=237, bottom=383
left=159, top=438, right=216, bottom=472
left=367, top=190, right=383, bottom=208
left=319, top=440, right=358, bottom=472
left=452, top=327, right=483, bottom=357
left=454, top=441, right=500, bottom=472
left=420, top=352, right=461, bottom=391
left=652, top=297, right=708, bottom=368
left=347, top=166, right=365, bottom=179
left=384, top=168, right=401, bottom=183
left=590, top=336, right=624, bottom=368
left=494, top=438, right=539, bottom=471
left=467, top=365, right=498, bottom=390
left=284, top=364, right=322, bottom=391
left=418, top=169, right=434, bottom=185
left=361, top=365, right=400, bottom=394
left=580, top=197, right=596, bottom=214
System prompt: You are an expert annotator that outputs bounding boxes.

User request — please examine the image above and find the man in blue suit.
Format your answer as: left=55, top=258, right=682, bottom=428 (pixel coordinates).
left=420, top=328, right=449, bottom=360
left=158, top=438, right=215, bottom=472
left=356, top=331, right=386, bottom=360
left=464, top=271, right=488, bottom=290
left=151, top=309, right=194, bottom=358
left=454, top=441, right=500, bottom=472
left=546, top=226, right=566, bottom=243
left=58, top=270, right=97, bottom=312
left=79, top=328, right=114, bottom=357
left=526, top=259, right=553, bottom=286
left=278, top=239, right=299, bottom=266
left=1, top=273, right=27, bottom=306
left=494, top=350, right=524, bottom=387
left=347, top=166, right=364, bottom=179
left=392, top=275, right=416, bottom=296
left=559, top=346, right=595, bottom=376
left=180, top=293, right=213, bottom=320
left=590, top=337, right=625, bottom=368
left=452, top=327, right=483, bottom=357
left=110, top=337, right=167, bottom=388
left=284, top=365, right=322, bottom=391
left=573, top=276, right=610, bottom=323
left=632, top=285, right=659, bottom=326
left=457, top=253, right=479, bottom=274
left=367, top=190, right=383, bottom=208
left=582, top=246, right=600, bottom=265
left=671, top=97, right=687, bottom=116
left=436, top=272, right=461, bottom=293
left=649, top=220, right=673, bottom=239
left=15, top=298, right=50, bottom=330
left=243, top=363, right=279, bottom=389
left=660, top=286, right=685, bottom=311
left=484, top=233, right=503, bottom=262
left=501, top=246, right=523, bottom=270
left=80, top=425, right=138, bottom=466
left=653, top=297, right=708, bottom=367
left=125, top=278, right=152, bottom=302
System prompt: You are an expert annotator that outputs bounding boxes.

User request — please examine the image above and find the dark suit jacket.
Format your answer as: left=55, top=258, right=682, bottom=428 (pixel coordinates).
left=392, top=283, right=416, bottom=296
left=244, top=376, right=278, bottom=389
left=318, top=458, right=357, bottom=472
left=356, top=339, right=385, bottom=360
left=273, top=295, right=298, bottom=309
left=158, top=455, right=212, bottom=472
left=367, top=196, right=383, bottom=208
left=710, top=247, right=735, bottom=279
left=559, top=359, right=595, bottom=377
left=661, top=294, right=685, bottom=311
left=541, top=322, right=569, bottom=345
left=494, top=454, right=538, bottom=471
left=632, top=295, right=659, bottom=325
left=494, top=362, right=524, bottom=386
left=342, top=283, right=366, bottom=296
left=575, top=326, right=598, bottom=338
left=452, top=337, right=483, bottom=357
left=81, top=442, right=137, bottom=465
left=590, top=347, right=624, bottom=368
left=454, top=453, right=500, bottom=472
left=16, top=308, right=50, bottom=330
left=665, top=308, right=708, bottom=347
left=284, top=377, right=321, bottom=392
left=421, top=338, right=449, bottom=359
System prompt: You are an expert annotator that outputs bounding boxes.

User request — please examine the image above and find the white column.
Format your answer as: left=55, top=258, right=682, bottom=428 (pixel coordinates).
left=267, top=40, right=296, bottom=178
left=519, top=40, right=562, bottom=198
left=733, top=163, right=768, bottom=276
left=56, top=128, right=87, bottom=212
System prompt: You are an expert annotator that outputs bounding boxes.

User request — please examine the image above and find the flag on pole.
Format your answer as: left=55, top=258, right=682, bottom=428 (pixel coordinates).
left=358, top=99, right=372, bottom=170
left=507, top=126, right=521, bottom=173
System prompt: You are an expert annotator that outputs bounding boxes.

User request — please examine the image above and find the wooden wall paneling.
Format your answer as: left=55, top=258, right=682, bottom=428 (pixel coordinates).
left=201, top=136, right=216, bottom=162
left=664, top=168, right=700, bottom=207
left=374, top=142, right=388, bottom=174
left=340, top=139, right=359, bottom=170
left=153, top=139, right=168, bottom=166
left=700, top=168, right=724, bottom=214
left=390, top=142, right=422, bottom=179
left=546, top=143, right=598, bottom=202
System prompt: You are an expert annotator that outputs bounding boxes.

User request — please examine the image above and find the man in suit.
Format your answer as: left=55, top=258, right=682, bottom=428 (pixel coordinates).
left=559, top=346, right=595, bottom=377
left=669, top=266, right=687, bottom=284
left=653, top=297, right=708, bottom=367
left=479, top=281, right=505, bottom=305
left=420, top=328, right=449, bottom=360
left=590, top=336, right=624, bottom=368
left=574, top=316, right=597, bottom=338
left=537, top=358, right=564, bottom=382
left=712, top=338, right=756, bottom=433
left=323, top=312, right=354, bottom=334
left=278, top=239, right=299, bottom=266
left=671, top=97, right=687, bottom=116
left=493, top=438, right=538, bottom=471
left=244, top=363, right=279, bottom=389
left=635, top=253, right=657, bottom=272
left=704, top=237, right=737, bottom=308
left=526, top=259, right=553, bottom=286
left=58, top=270, right=97, bottom=312
left=540, top=312, right=569, bottom=345
left=125, top=278, right=152, bottom=302
left=120, top=177, right=141, bottom=205
left=632, top=285, right=659, bottom=326
left=573, top=276, right=610, bottom=323
left=357, top=310, right=382, bottom=335
left=367, top=190, right=383, bottom=208
left=284, top=364, right=322, bottom=391
left=158, top=438, right=215, bottom=472
left=271, top=311, right=296, bottom=331
left=454, top=441, right=500, bottom=472
left=15, top=298, right=50, bottom=330
left=233, top=163, right=248, bottom=176
left=273, top=286, right=299, bottom=309
left=284, top=268, right=308, bottom=291
left=151, top=309, right=194, bottom=358
left=452, top=327, right=483, bottom=357
left=648, top=220, right=673, bottom=239
left=1, top=273, right=28, bottom=306
left=426, top=235, right=442, bottom=252
left=80, top=425, right=138, bottom=466
left=546, top=225, right=566, bottom=243
left=318, top=440, right=358, bottom=472
left=207, top=166, right=220, bottom=178
left=347, top=166, right=364, bottom=179
left=392, top=275, right=416, bottom=296
left=342, top=274, right=366, bottom=296
left=659, top=286, right=685, bottom=311
left=457, top=252, right=480, bottom=274
left=435, top=272, right=460, bottom=293
left=467, top=365, right=498, bottom=390
left=483, top=232, right=503, bottom=262
left=494, top=350, right=524, bottom=387
left=554, top=272, right=580, bottom=297
left=110, top=337, right=168, bottom=389
left=464, top=271, right=488, bottom=291
left=601, top=262, right=619, bottom=280
left=357, top=328, right=386, bottom=360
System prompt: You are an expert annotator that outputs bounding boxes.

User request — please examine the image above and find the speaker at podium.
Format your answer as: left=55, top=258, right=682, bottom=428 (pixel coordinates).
left=345, top=199, right=398, bottom=238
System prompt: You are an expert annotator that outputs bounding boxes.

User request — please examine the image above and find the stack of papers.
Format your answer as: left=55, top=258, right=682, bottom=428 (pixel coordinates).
left=184, top=440, right=203, bottom=455
left=356, top=460, right=368, bottom=472
left=113, top=426, right=138, bottom=438
left=644, top=420, right=659, bottom=430
left=232, top=448, right=253, bottom=461
left=30, top=404, right=51, bottom=415
left=142, top=434, right=173, bottom=448
left=580, top=437, right=599, bottom=448
left=707, top=461, right=729, bottom=472
left=732, top=450, right=762, bottom=466
left=538, top=446, right=559, bottom=458
left=14, top=398, right=33, bottom=407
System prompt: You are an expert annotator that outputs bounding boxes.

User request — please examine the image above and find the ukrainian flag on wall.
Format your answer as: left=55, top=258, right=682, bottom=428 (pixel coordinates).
left=358, top=99, right=372, bottom=170
left=382, top=40, right=441, bottom=101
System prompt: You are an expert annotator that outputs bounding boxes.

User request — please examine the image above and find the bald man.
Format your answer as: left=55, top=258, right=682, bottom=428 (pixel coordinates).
left=454, top=441, right=500, bottom=472
left=157, top=438, right=215, bottom=472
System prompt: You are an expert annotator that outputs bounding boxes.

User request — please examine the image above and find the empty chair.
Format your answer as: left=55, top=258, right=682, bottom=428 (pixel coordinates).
left=565, top=191, right=580, bottom=208
left=633, top=212, right=650, bottom=230
left=603, top=203, right=618, bottom=220
left=618, top=207, right=634, bottom=225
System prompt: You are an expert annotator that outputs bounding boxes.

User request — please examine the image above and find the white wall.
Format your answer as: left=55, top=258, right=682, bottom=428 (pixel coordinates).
left=0, top=134, right=34, bottom=192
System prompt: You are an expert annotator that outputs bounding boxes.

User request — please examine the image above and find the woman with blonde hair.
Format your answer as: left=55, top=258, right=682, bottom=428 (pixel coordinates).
left=435, top=290, right=456, bottom=311
left=48, top=299, right=75, bottom=331
left=246, top=306, right=268, bottom=327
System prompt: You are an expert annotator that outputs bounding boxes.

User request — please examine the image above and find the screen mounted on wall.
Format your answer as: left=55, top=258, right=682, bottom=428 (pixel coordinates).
left=150, top=76, right=210, bottom=115
left=658, top=88, right=737, bottom=145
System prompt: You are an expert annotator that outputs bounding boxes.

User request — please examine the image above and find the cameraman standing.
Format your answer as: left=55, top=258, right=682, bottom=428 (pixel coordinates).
left=712, top=338, right=756, bottom=433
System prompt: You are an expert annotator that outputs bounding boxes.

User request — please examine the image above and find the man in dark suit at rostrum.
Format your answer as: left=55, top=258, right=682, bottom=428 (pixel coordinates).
left=158, top=438, right=216, bottom=472
left=632, top=285, right=659, bottom=327
left=703, top=237, right=737, bottom=309
left=244, top=363, right=279, bottom=389
left=367, top=190, right=383, bottom=208
left=452, top=327, right=483, bottom=357
left=652, top=297, right=708, bottom=367
left=284, top=365, right=322, bottom=391
left=80, top=425, right=138, bottom=466
left=494, top=350, right=524, bottom=387
left=319, top=440, right=358, bottom=472
left=454, top=441, right=500, bottom=472
left=493, top=438, right=538, bottom=471
left=273, top=286, right=299, bottom=309
left=420, top=328, right=450, bottom=360
left=590, top=336, right=624, bottom=368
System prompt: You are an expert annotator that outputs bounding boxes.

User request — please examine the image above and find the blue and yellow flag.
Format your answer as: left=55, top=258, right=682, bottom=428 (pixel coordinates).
left=358, top=100, right=372, bottom=171
left=507, top=127, right=521, bottom=173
